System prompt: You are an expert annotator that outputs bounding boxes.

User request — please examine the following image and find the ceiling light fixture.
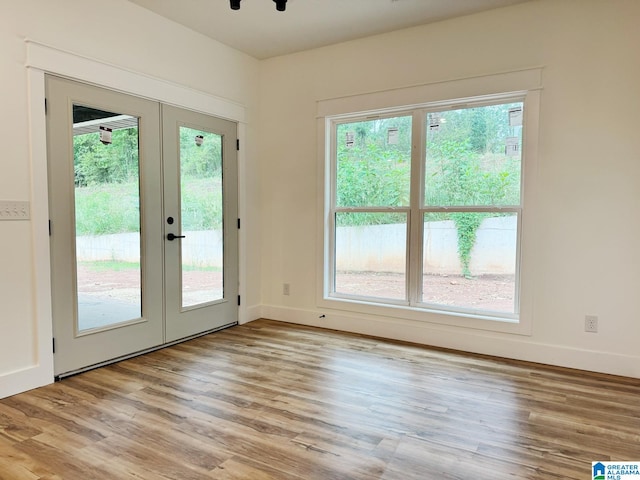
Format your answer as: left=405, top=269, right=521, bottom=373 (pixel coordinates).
left=229, top=0, right=288, bottom=12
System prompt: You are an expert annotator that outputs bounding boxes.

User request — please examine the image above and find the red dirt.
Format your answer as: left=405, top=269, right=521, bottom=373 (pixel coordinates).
left=77, top=265, right=514, bottom=313
left=336, top=272, right=515, bottom=313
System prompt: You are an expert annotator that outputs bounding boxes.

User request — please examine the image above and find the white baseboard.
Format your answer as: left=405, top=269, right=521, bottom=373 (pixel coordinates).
left=239, top=304, right=262, bottom=325
left=0, top=364, right=54, bottom=399
left=261, top=304, right=640, bottom=379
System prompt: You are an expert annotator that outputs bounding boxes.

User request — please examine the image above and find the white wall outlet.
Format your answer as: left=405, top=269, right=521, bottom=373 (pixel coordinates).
left=0, top=201, right=30, bottom=220
left=585, top=315, right=598, bottom=333
left=283, top=283, right=290, bottom=296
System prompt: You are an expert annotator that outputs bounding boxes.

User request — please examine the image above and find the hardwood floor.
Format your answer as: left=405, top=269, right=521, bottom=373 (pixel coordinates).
left=1, top=319, right=639, bottom=479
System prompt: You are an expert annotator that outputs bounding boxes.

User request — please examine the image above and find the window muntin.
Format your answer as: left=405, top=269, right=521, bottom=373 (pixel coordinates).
left=328, top=97, right=525, bottom=320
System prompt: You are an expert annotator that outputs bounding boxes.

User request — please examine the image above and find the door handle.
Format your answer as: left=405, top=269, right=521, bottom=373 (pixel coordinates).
left=167, top=233, right=186, bottom=241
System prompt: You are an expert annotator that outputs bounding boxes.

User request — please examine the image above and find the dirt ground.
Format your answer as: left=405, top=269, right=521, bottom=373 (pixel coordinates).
left=336, top=272, right=515, bottom=312
left=77, top=264, right=223, bottom=304
left=79, top=264, right=514, bottom=313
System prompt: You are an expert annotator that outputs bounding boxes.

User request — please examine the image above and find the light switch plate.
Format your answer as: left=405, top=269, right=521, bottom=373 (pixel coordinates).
left=0, top=201, right=30, bottom=220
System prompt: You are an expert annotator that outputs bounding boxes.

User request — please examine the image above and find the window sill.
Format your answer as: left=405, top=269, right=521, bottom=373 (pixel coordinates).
left=319, top=294, right=531, bottom=336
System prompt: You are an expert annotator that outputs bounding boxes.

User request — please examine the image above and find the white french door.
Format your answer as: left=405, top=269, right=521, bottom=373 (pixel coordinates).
left=162, top=104, right=238, bottom=342
left=46, top=76, right=238, bottom=377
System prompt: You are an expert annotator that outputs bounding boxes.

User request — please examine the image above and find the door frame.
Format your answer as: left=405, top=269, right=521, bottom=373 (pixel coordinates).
left=12, top=40, right=248, bottom=397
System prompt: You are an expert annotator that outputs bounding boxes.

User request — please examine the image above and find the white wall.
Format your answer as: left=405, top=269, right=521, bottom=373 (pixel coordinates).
left=0, top=0, right=261, bottom=397
left=257, top=0, right=640, bottom=377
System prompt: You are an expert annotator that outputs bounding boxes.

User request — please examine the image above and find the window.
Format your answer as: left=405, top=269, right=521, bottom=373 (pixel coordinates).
left=325, top=95, right=527, bottom=322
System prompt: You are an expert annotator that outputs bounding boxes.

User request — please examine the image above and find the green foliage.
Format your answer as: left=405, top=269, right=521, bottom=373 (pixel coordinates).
left=470, top=108, right=487, bottom=153
left=80, top=260, right=220, bottom=272
left=75, top=183, right=141, bottom=235
left=450, top=212, right=486, bottom=278
left=74, top=178, right=222, bottom=236
left=425, top=105, right=522, bottom=207
left=79, top=260, right=140, bottom=271
left=180, top=177, right=223, bottom=231
left=336, top=116, right=411, bottom=225
left=74, top=129, right=139, bottom=186
left=179, top=128, right=222, bottom=178
left=336, top=212, right=406, bottom=228
left=336, top=141, right=410, bottom=208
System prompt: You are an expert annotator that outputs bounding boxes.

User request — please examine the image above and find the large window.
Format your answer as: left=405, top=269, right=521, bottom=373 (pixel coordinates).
left=326, top=96, right=527, bottom=321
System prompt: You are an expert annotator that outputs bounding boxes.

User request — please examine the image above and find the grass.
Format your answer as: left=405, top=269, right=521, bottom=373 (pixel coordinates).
left=79, top=261, right=140, bottom=272
left=79, top=260, right=221, bottom=272
left=75, top=183, right=140, bottom=236
left=75, top=176, right=222, bottom=236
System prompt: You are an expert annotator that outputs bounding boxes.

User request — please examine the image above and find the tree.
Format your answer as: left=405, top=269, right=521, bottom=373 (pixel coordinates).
left=74, top=128, right=139, bottom=186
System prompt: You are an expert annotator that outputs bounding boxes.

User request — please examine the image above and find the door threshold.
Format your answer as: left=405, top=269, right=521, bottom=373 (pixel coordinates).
left=55, top=322, right=238, bottom=381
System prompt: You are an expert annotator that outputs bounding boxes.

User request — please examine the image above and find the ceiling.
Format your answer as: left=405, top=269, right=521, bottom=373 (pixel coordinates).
left=129, top=0, right=532, bottom=60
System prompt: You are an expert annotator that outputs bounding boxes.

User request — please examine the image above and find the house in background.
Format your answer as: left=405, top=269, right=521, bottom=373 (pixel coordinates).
left=1, top=0, right=639, bottom=399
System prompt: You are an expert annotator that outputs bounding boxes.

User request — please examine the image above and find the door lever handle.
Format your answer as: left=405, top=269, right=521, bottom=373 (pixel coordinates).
left=167, top=233, right=186, bottom=241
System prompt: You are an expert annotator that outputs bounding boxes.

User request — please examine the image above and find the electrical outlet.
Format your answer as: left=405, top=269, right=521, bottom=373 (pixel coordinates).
left=283, top=283, right=290, bottom=296
left=585, top=315, right=598, bottom=333
left=0, top=201, right=30, bottom=220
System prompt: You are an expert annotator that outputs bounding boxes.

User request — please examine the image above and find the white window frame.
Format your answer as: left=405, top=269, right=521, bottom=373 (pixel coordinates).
left=329, top=110, right=414, bottom=308
left=317, top=68, right=541, bottom=335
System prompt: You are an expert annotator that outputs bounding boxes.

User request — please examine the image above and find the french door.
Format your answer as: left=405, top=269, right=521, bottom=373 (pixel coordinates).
left=46, top=76, right=238, bottom=377
left=162, top=105, right=238, bottom=342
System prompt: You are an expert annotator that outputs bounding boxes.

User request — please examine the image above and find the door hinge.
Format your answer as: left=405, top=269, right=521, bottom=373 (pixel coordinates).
left=236, top=139, right=240, bottom=151
left=237, top=295, right=241, bottom=306
left=48, top=220, right=52, bottom=236
left=44, top=98, right=47, bottom=114
left=52, top=338, right=56, bottom=354
left=237, top=218, right=241, bottom=229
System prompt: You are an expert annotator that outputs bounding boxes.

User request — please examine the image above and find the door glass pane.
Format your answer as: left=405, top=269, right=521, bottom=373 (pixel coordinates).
left=424, top=102, right=523, bottom=207
left=422, top=212, right=517, bottom=313
left=336, top=116, right=411, bottom=208
left=73, top=105, right=142, bottom=331
left=334, top=212, right=407, bottom=301
left=179, top=127, right=223, bottom=307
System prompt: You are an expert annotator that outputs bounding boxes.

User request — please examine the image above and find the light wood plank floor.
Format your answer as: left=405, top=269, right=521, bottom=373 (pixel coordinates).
left=1, top=319, right=639, bottom=479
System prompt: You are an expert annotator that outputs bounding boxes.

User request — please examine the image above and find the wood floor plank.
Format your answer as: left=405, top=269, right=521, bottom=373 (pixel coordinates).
left=13, top=438, right=114, bottom=480
left=211, top=455, right=306, bottom=480
left=0, top=442, right=42, bottom=480
left=1, top=319, right=640, bottom=479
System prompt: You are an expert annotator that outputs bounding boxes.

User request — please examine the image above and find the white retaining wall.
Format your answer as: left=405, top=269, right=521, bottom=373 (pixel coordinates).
left=77, top=217, right=516, bottom=275
left=76, top=230, right=223, bottom=267
left=335, top=216, right=517, bottom=275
